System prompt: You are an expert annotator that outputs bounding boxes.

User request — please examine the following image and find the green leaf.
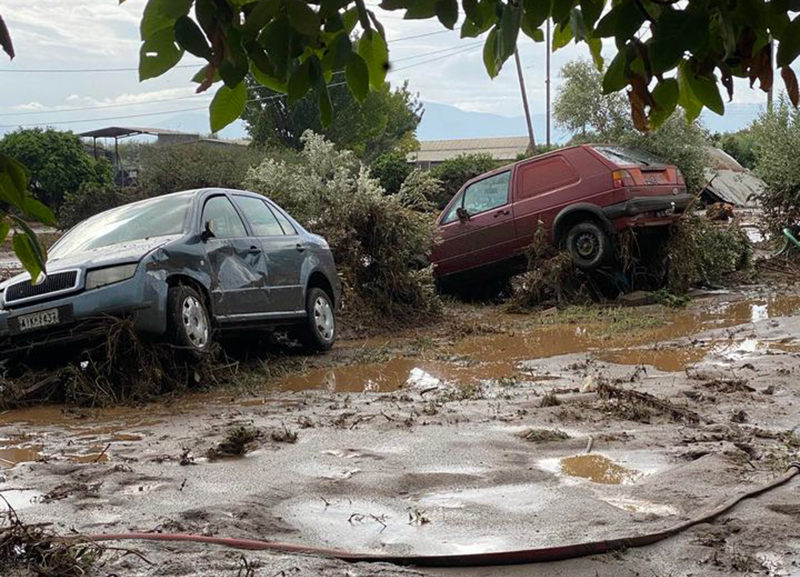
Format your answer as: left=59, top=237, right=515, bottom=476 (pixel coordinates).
left=287, top=59, right=312, bottom=103
left=250, top=61, right=287, bottom=92
left=602, top=48, right=627, bottom=93
left=405, top=0, right=437, bottom=19
left=569, top=7, right=587, bottom=41
left=139, top=28, right=184, bottom=81
left=158, top=0, right=194, bottom=19
left=497, top=1, right=522, bottom=60
left=677, top=61, right=703, bottom=122
left=521, top=19, right=545, bottom=41
left=594, top=1, right=643, bottom=39
left=0, top=219, right=10, bottom=246
left=346, top=52, right=369, bottom=101
left=650, top=77, right=679, bottom=128
left=140, top=0, right=175, bottom=40
left=357, top=31, right=389, bottom=90
left=0, top=153, right=28, bottom=206
left=523, top=0, right=551, bottom=29
left=777, top=16, right=800, bottom=66
left=243, top=0, right=280, bottom=38
left=580, top=0, right=603, bottom=28
left=483, top=27, right=499, bottom=77
left=12, top=232, right=44, bottom=282
left=435, top=0, right=459, bottom=29
left=552, top=21, right=573, bottom=50
left=287, top=0, right=320, bottom=37
left=174, top=16, right=212, bottom=59
left=0, top=14, right=14, bottom=59
left=463, top=0, right=483, bottom=25
left=209, top=82, right=247, bottom=132
left=219, top=34, right=249, bottom=87
left=685, top=68, right=724, bottom=115
left=551, top=0, right=574, bottom=23
left=319, top=85, right=332, bottom=127
left=587, top=36, right=603, bottom=69
left=342, top=7, right=359, bottom=32
left=22, top=197, right=56, bottom=227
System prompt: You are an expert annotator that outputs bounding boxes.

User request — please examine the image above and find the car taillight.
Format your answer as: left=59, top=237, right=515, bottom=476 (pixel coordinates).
left=612, top=169, right=634, bottom=188
left=676, top=170, right=685, bottom=185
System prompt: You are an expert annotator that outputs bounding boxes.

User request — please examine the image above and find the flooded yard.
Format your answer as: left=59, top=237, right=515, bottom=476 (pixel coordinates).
left=2, top=284, right=800, bottom=576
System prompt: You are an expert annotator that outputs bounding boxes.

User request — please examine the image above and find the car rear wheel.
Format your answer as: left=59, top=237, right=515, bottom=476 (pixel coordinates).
left=566, top=221, right=612, bottom=270
left=168, top=285, right=212, bottom=355
left=298, top=287, right=336, bottom=352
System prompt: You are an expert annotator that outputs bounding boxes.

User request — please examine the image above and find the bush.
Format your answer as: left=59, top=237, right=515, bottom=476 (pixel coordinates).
left=243, top=131, right=441, bottom=326
left=138, top=142, right=266, bottom=195
left=370, top=150, right=413, bottom=195
left=59, top=183, right=142, bottom=229
left=751, top=96, right=800, bottom=239
left=619, top=113, right=709, bottom=195
left=714, top=129, right=757, bottom=170
left=396, top=169, right=442, bottom=212
left=664, top=215, right=752, bottom=293
left=429, top=153, right=500, bottom=207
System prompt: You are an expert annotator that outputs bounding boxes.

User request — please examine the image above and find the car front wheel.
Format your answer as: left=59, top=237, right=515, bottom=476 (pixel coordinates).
left=298, top=287, right=336, bottom=352
left=566, top=221, right=612, bottom=270
left=168, top=285, right=212, bottom=355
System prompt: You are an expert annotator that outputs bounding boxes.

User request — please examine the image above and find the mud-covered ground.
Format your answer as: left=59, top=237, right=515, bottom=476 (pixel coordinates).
left=3, top=281, right=800, bottom=576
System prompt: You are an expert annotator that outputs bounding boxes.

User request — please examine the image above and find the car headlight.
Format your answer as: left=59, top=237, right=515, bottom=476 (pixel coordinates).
left=85, top=264, right=138, bottom=290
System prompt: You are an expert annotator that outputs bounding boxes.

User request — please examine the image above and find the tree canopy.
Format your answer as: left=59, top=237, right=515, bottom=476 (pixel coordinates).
left=243, top=78, right=421, bottom=159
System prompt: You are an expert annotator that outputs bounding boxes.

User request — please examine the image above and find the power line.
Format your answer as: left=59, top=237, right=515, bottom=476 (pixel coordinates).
left=0, top=93, right=210, bottom=117
left=392, top=41, right=481, bottom=63
left=390, top=43, right=481, bottom=72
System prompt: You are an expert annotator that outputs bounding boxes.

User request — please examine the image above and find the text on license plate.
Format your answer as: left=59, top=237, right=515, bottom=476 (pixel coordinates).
left=17, top=309, right=60, bottom=332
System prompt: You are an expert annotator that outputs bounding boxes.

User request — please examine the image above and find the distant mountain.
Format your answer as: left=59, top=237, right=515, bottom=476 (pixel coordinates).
left=416, top=101, right=765, bottom=142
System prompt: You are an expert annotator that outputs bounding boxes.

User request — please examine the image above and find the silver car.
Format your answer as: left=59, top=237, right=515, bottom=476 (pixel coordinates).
left=0, top=189, right=341, bottom=360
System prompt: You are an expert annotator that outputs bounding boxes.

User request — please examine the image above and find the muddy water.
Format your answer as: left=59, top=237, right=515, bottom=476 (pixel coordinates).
left=0, top=445, right=43, bottom=467
left=559, top=454, right=640, bottom=485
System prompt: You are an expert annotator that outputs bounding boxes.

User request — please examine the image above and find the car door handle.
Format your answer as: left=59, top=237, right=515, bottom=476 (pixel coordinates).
left=248, top=245, right=262, bottom=255
left=295, top=243, right=306, bottom=252
left=494, top=209, right=510, bottom=218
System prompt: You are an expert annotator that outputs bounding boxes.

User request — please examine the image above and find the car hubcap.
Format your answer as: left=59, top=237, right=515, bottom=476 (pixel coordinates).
left=313, top=295, right=335, bottom=342
left=182, top=296, right=209, bottom=349
left=575, top=232, right=599, bottom=259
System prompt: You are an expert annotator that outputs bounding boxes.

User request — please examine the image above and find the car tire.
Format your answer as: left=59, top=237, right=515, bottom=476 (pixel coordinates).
left=167, top=285, right=212, bottom=356
left=566, top=221, right=612, bottom=270
left=298, top=287, right=336, bottom=352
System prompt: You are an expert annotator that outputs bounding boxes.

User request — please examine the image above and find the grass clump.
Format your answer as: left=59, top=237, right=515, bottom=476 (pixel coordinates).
left=516, top=428, right=570, bottom=443
left=244, top=131, right=441, bottom=330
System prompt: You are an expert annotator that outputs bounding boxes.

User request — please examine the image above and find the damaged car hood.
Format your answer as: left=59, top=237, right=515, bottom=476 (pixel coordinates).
left=2, top=236, right=182, bottom=287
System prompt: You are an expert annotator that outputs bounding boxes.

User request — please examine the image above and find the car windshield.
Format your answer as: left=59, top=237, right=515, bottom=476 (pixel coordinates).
left=592, top=146, right=663, bottom=167
left=50, top=193, right=192, bottom=258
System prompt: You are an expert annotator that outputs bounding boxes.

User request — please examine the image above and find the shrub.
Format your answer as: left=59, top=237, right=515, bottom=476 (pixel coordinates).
left=243, top=131, right=441, bottom=325
left=429, top=153, right=500, bottom=207
left=59, top=183, right=142, bottom=229
left=663, top=215, right=752, bottom=293
left=751, top=95, right=800, bottom=239
left=396, top=169, right=442, bottom=212
left=369, top=150, right=412, bottom=195
left=138, top=142, right=266, bottom=195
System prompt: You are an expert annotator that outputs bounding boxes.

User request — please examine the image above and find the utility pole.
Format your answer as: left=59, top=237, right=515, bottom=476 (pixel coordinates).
left=546, top=19, right=551, bottom=148
left=767, top=36, right=774, bottom=113
left=514, top=48, right=536, bottom=152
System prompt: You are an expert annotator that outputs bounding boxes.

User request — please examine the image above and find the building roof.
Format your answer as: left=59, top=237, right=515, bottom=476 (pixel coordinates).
left=79, top=126, right=189, bottom=138
left=409, top=137, right=532, bottom=163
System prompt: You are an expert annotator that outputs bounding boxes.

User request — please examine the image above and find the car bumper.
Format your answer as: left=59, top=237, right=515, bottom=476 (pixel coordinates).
left=0, top=270, right=168, bottom=354
left=603, top=194, right=694, bottom=220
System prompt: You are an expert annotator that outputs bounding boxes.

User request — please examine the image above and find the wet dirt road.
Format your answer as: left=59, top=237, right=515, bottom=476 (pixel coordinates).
left=2, top=286, right=800, bottom=576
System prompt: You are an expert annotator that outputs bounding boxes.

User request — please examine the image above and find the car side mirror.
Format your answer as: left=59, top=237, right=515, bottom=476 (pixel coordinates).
left=201, top=220, right=215, bottom=242
left=456, top=207, right=470, bottom=222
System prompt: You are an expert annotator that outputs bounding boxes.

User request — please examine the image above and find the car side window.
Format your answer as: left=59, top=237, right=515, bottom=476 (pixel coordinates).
left=235, top=196, right=284, bottom=236
left=268, top=203, right=298, bottom=235
left=441, top=192, right=464, bottom=224
left=202, top=196, right=247, bottom=238
left=463, top=171, right=511, bottom=216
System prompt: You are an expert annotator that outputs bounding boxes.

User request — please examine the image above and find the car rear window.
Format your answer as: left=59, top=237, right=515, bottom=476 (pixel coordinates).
left=592, top=146, right=663, bottom=167
left=51, top=192, right=192, bottom=258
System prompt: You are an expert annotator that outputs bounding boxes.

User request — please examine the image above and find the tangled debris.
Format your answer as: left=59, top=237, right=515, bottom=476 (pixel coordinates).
left=516, top=428, right=571, bottom=443
left=597, top=383, right=702, bottom=424
left=207, top=425, right=262, bottom=459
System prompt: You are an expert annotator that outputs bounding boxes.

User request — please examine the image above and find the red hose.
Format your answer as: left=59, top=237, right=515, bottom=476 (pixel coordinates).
left=88, top=464, right=799, bottom=568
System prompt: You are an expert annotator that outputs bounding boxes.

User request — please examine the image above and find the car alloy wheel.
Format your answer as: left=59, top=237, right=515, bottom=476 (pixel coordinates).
left=182, top=295, right=209, bottom=349
left=313, top=294, right=335, bottom=342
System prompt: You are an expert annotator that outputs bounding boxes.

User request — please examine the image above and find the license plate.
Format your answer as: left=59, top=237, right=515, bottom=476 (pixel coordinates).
left=16, top=308, right=60, bottom=332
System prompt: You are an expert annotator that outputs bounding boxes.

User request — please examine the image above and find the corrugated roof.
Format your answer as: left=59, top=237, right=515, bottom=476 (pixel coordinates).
left=703, top=168, right=764, bottom=207
left=409, top=137, right=531, bottom=163
left=79, top=126, right=189, bottom=138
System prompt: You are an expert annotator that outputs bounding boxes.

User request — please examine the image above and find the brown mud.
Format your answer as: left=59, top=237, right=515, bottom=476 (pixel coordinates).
left=2, top=285, right=800, bottom=576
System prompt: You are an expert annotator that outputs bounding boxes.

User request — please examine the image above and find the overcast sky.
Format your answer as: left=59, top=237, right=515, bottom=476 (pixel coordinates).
left=0, top=0, right=772, bottom=135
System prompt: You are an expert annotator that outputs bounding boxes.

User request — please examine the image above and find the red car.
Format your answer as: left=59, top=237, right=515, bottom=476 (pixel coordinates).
left=431, top=144, right=692, bottom=284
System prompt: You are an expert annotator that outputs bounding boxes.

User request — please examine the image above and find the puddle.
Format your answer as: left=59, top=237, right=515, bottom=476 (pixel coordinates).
left=418, top=483, right=560, bottom=513
left=0, top=489, right=42, bottom=510
left=598, top=496, right=680, bottom=516
left=273, top=358, right=519, bottom=393
left=0, top=446, right=43, bottom=468
left=559, top=454, right=641, bottom=485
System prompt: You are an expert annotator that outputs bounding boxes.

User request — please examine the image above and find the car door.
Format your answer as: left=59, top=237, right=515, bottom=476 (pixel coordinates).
left=433, top=170, right=516, bottom=276
left=233, top=195, right=305, bottom=313
left=201, top=194, right=270, bottom=317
